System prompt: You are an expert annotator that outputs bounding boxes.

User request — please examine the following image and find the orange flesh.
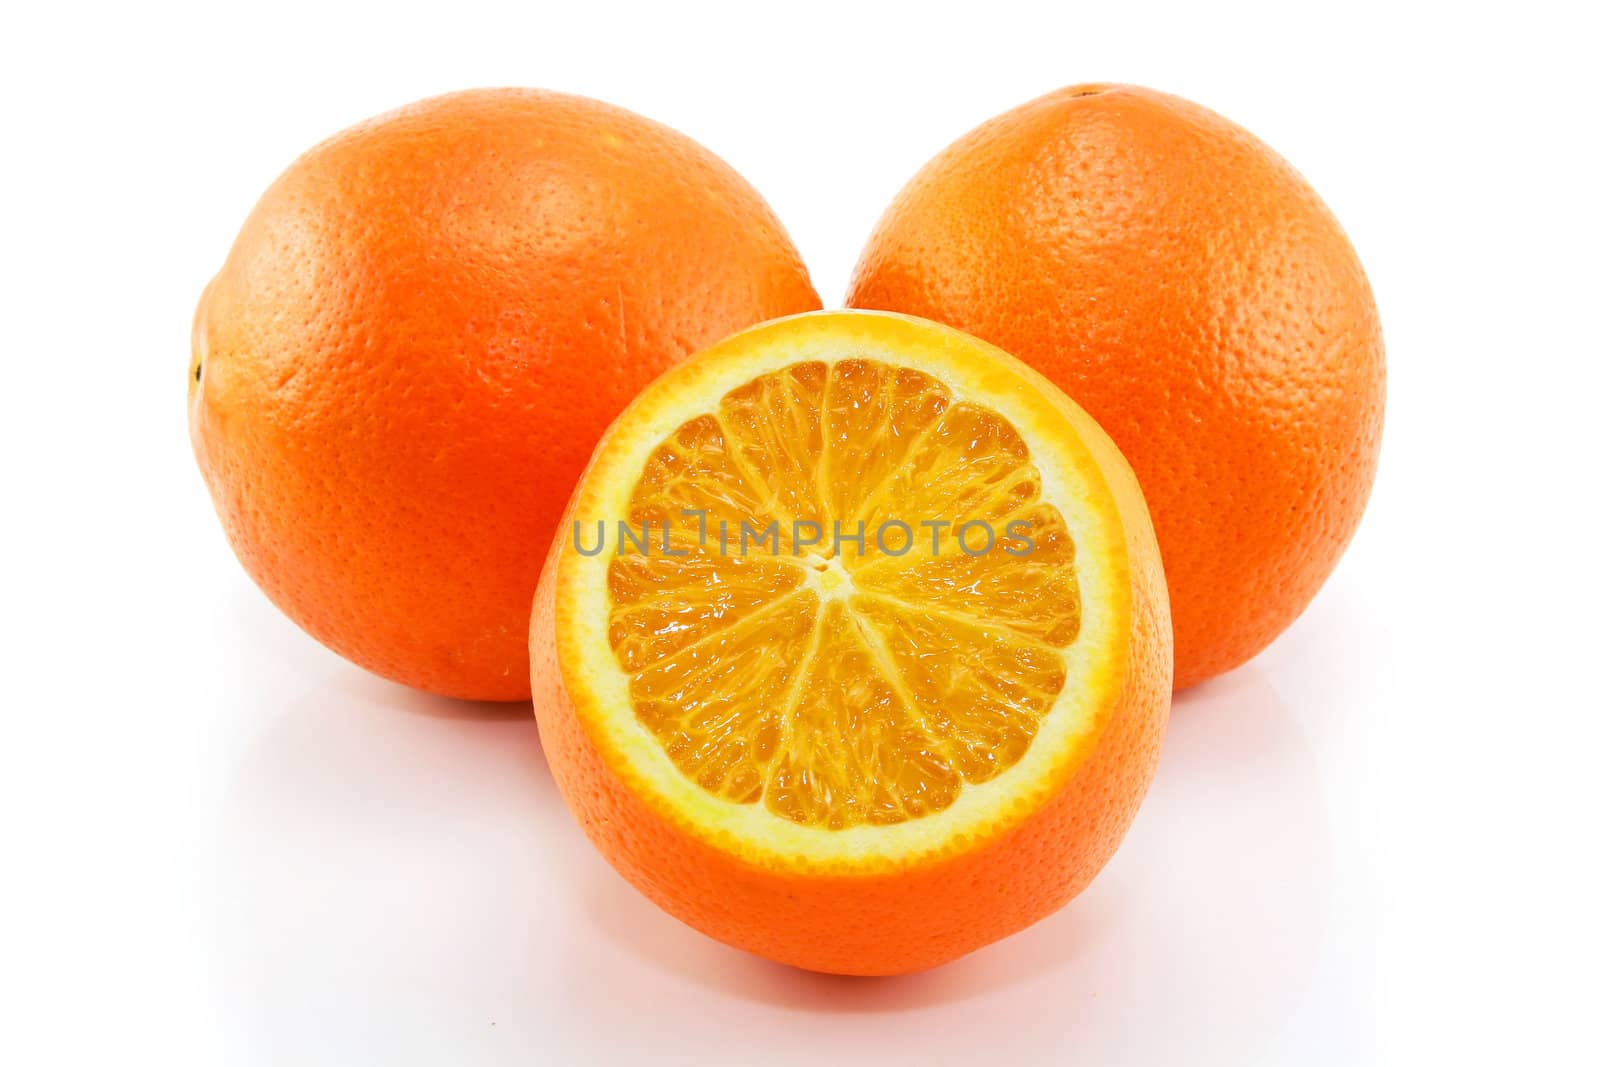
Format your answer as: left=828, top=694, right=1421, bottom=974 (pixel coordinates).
left=606, top=359, right=1081, bottom=829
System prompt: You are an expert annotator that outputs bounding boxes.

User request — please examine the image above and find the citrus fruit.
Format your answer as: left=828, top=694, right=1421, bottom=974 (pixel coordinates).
left=846, top=84, right=1384, bottom=689
left=530, top=310, right=1171, bottom=974
left=190, top=89, right=819, bottom=700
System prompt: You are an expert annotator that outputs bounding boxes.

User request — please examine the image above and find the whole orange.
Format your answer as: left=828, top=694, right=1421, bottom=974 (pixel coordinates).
left=847, top=84, right=1384, bottom=689
left=191, top=89, right=819, bottom=700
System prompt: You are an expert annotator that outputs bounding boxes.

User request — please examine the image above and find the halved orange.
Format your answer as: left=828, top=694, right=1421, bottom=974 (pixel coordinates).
left=530, top=310, right=1172, bottom=975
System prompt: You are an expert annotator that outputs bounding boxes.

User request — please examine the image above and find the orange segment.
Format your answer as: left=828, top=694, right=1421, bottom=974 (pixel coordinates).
left=852, top=502, right=1082, bottom=646
left=629, top=592, right=818, bottom=804
left=606, top=550, right=803, bottom=672
left=532, top=310, right=1173, bottom=975
left=852, top=597, right=1065, bottom=784
left=717, top=360, right=830, bottom=531
left=822, top=359, right=950, bottom=528
left=624, top=414, right=788, bottom=553
left=766, top=602, right=959, bottom=830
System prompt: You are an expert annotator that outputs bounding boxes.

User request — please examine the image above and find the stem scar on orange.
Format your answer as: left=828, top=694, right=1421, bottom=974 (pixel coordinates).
left=530, top=311, right=1172, bottom=975
left=190, top=89, right=820, bottom=700
left=848, top=84, right=1384, bottom=689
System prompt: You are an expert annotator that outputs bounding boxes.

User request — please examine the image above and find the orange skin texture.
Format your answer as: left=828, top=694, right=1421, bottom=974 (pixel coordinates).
left=528, top=341, right=1172, bottom=976
left=847, top=84, right=1384, bottom=689
left=190, top=89, right=820, bottom=700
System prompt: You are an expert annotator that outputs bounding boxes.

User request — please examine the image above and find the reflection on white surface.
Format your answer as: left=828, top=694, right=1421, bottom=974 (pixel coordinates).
left=217, top=659, right=1343, bottom=1065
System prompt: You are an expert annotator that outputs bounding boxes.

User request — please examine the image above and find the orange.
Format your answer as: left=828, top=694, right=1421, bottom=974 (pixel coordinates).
left=190, top=89, right=819, bottom=700
left=530, top=310, right=1171, bottom=974
left=847, top=84, right=1384, bottom=688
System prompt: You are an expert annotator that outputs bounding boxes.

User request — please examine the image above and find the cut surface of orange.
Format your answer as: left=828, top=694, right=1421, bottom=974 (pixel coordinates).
left=531, top=310, right=1172, bottom=974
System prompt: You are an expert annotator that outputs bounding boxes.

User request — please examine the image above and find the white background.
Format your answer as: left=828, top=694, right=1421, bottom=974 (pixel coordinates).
left=4, top=1, right=1597, bottom=1063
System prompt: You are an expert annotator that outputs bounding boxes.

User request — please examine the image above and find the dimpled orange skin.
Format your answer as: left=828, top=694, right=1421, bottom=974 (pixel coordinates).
left=190, top=89, right=820, bottom=700
left=847, top=84, right=1384, bottom=689
left=529, top=317, right=1172, bottom=975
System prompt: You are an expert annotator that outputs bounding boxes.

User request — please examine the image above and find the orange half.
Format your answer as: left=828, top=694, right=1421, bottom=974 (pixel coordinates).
left=531, top=310, right=1171, bottom=974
